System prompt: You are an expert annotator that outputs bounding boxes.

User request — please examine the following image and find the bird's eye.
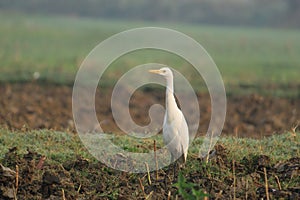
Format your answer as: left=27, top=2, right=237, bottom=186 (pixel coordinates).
left=163, top=70, right=166, bottom=73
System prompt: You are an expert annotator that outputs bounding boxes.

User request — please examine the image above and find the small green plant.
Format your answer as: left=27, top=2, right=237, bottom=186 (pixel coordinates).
left=173, top=172, right=209, bottom=200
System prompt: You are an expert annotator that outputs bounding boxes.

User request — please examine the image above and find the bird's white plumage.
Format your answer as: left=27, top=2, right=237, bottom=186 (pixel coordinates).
left=163, top=110, right=189, bottom=163
left=149, top=67, right=189, bottom=165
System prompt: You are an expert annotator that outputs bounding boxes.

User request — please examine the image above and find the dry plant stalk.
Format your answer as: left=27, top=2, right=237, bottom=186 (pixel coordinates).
left=232, top=160, right=236, bottom=200
left=154, top=140, right=158, bottom=180
left=36, top=156, right=46, bottom=169
left=13, top=187, right=17, bottom=200
left=167, top=191, right=171, bottom=200
left=274, top=175, right=282, bottom=190
left=264, top=167, right=270, bottom=200
left=291, top=124, right=298, bottom=138
left=62, top=188, right=66, bottom=200
left=14, top=165, right=19, bottom=200
left=138, top=177, right=147, bottom=199
left=77, top=184, right=82, bottom=193
left=15, top=165, right=19, bottom=191
left=145, top=191, right=153, bottom=200
left=215, top=190, right=223, bottom=200
left=245, top=178, right=248, bottom=200
left=234, top=126, right=239, bottom=137
left=144, top=162, right=152, bottom=185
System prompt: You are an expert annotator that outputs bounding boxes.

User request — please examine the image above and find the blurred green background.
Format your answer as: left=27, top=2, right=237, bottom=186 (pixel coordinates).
left=0, top=0, right=299, bottom=96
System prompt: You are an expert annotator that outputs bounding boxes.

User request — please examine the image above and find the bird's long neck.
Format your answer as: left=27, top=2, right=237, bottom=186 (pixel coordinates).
left=165, top=76, right=177, bottom=123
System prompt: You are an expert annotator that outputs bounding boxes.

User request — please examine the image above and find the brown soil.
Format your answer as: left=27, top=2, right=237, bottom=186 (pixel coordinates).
left=0, top=83, right=299, bottom=138
left=1, top=145, right=299, bottom=199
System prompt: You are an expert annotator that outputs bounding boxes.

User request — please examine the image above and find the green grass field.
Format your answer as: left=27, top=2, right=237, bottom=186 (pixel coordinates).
left=0, top=13, right=299, bottom=95
left=1, top=129, right=298, bottom=165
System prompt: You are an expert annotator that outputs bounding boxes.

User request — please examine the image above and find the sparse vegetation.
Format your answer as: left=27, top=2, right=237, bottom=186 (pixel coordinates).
left=173, top=172, right=209, bottom=200
left=0, top=128, right=299, bottom=199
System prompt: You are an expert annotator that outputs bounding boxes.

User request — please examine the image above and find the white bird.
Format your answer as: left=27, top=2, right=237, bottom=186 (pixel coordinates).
left=149, top=67, right=189, bottom=168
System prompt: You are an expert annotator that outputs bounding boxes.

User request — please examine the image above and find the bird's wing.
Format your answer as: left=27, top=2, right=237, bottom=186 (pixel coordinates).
left=163, top=110, right=189, bottom=162
left=178, top=111, right=189, bottom=161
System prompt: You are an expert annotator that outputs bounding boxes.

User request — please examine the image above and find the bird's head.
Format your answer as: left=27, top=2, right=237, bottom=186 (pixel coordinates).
left=148, top=67, right=173, bottom=78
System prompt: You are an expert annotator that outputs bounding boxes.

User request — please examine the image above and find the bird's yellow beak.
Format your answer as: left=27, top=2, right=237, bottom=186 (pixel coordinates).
left=148, top=69, right=161, bottom=74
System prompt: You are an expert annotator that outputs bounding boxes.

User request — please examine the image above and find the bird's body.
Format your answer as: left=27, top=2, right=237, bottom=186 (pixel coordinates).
left=149, top=67, right=189, bottom=165
left=163, top=108, right=189, bottom=164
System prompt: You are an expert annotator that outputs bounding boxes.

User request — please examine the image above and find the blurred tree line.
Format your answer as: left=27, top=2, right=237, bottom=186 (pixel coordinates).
left=0, top=0, right=299, bottom=28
